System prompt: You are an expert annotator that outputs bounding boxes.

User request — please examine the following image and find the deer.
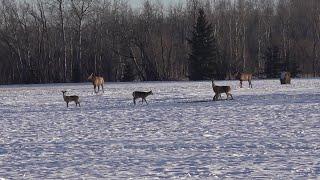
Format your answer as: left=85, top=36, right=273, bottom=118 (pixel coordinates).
left=236, top=72, right=253, bottom=88
left=211, top=80, right=233, bottom=101
left=280, top=71, right=291, bottom=84
left=88, top=73, right=104, bottom=93
left=132, top=91, right=153, bottom=105
left=61, top=91, right=80, bottom=107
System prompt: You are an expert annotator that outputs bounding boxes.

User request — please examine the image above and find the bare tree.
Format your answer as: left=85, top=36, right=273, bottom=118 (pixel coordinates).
left=56, top=0, right=68, bottom=81
left=0, top=0, right=319, bottom=84
left=70, top=0, right=94, bottom=81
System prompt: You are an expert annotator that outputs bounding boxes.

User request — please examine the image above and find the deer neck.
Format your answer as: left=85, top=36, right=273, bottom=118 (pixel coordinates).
left=212, top=81, right=215, bottom=88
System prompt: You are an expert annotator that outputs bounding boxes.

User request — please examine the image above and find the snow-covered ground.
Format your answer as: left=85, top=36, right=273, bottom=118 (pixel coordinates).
left=0, top=79, right=320, bottom=179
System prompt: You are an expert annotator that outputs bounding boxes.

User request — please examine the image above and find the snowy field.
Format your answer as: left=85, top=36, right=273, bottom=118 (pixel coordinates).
left=0, top=79, right=320, bottom=179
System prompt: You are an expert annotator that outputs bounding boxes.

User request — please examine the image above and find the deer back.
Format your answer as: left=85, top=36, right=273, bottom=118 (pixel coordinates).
left=62, top=91, right=79, bottom=102
left=88, top=73, right=104, bottom=85
left=64, top=95, right=79, bottom=102
left=212, top=81, right=231, bottom=93
left=213, top=85, right=231, bottom=93
left=133, top=91, right=152, bottom=98
left=222, top=86, right=231, bottom=93
left=93, top=76, right=104, bottom=86
left=238, top=73, right=252, bottom=81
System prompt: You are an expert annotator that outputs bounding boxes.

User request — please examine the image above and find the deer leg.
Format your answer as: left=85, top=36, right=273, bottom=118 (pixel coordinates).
left=94, top=85, right=97, bottom=93
left=66, top=102, right=69, bottom=107
left=215, top=93, right=221, bottom=100
left=240, top=80, right=243, bottom=88
left=144, top=98, right=148, bottom=105
left=213, top=93, right=218, bottom=101
left=101, top=84, right=104, bottom=93
left=98, top=86, right=100, bottom=93
left=249, top=80, right=252, bottom=88
left=133, top=98, right=136, bottom=105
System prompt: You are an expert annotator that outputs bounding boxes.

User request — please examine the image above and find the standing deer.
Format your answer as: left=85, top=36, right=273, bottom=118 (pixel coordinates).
left=132, top=91, right=153, bottom=105
left=211, top=80, right=233, bottom=101
left=280, top=71, right=291, bottom=84
left=236, top=73, right=253, bottom=88
left=88, top=73, right=104, bottom=93
left=62, top=91, right=80, bottom=107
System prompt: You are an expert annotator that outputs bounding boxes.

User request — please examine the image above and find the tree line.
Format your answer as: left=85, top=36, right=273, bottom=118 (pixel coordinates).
left=0, top=0, right=319, bottom=84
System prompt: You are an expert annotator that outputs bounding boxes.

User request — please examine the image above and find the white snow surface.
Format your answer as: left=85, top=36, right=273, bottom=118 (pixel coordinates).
left=0, top=79, right=320, bottom=179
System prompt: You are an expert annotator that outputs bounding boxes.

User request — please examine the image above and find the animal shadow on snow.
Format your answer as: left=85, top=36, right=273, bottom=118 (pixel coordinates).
left=235, top=93, right=320, bottom=106
left=177, top=92, right=319, bottom=106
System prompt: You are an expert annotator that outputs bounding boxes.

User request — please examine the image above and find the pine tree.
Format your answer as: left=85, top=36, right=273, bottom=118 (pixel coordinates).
left=188, top=9, right=220, bottom=80
left=288, top=58, right=300, bottom=77
left=121, top=61, right=136, bottom=82
left=264, top=46, right=283, bottom=78
left=283, top=52, right=300, bottom=78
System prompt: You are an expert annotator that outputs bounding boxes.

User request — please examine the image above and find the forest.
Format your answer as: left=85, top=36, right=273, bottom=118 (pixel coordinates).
left=0, top=0, right=319, bottom=84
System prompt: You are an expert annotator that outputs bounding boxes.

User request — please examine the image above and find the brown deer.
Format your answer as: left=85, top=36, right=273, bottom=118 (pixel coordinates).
left=236, top=73, right=253, bottom=88
left=133, top=91, right=153, bottom=105
left=211, top=80, right=233, bottom=101
left=88, top=73, right=104, bottom=93
left=280, top=71, right=291, bottom=84
left=62, top=91, right=80, bottom=107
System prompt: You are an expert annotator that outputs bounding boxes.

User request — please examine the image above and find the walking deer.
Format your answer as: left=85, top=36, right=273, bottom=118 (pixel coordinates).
left=211, top=80, right=233, bottom=101
left=133, top=91, right=153, bottom=105
left=62, top=91, right=80, bottom=107
left=88, top=73, right=104, bottom=93
left=236, top=73, right=253, bottom=88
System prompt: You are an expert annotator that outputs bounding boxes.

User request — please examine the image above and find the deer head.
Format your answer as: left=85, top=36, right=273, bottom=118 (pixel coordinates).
left=88, top=73, right=94, bottom=80
left=211, top=79, right=216, bottom=87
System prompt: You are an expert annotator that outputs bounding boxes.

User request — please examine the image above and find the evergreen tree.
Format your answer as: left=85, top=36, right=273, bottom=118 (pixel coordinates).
left=288, top=58, right=300, bottom=77
left=283, top=52, right=300, bottom=78
left=188, top=9, right=220, bottom=80
left=264, top=46, right=283, bottom=78
left=121, top=61, right=136, bottom=82
left=264, top=46, right=301, bottom=78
